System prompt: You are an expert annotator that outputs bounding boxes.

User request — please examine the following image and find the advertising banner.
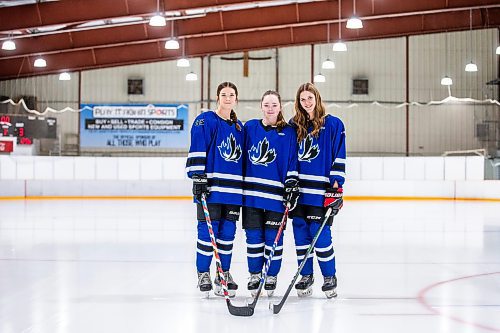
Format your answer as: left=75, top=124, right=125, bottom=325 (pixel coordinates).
left=80, top=104, right=189, bottom=149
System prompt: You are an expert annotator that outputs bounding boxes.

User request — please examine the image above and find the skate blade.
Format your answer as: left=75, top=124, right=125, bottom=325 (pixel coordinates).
left=214, top=287, right=236, bottom=298
left=250, top=290, right=261, bottom=298
left=266, top=290, right=275, bottom=297
left=200, top=291, right=210, bottom=299
left=324, top=289, right=337, bottom=299
left=297, top=288, right=313, bottom=297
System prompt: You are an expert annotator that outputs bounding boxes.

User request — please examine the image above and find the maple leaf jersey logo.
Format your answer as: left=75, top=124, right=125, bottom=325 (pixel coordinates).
left=248, top=137, right=276, bottom=166
left=298, top=135, right=320, bottom=162
left=218, top=133, right=242, bottom=162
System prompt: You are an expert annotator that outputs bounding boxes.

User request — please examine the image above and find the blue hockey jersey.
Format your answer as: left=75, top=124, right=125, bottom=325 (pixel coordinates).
left=293, top=114, right=346, bottom=207
left=243, top=119, right=299, bottom=213
left=185, top=111, right=244, bottom=206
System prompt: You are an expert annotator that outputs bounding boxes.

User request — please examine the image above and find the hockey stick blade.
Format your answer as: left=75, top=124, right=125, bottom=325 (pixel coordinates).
left=247, top=206, right=289, bottom=312
left=201, top=194, right=255, bottom=317
left=270, top=207, right=334, bottom=314
left=227, top=206, right=289, bottom=317
left=227, top=301, right=255, bottom=317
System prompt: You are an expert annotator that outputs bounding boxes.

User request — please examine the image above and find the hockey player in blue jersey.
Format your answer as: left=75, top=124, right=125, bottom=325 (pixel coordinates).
left=185, top=82, right=244, bottom=297
left=243, top=90, right=300, bottom=297
left=290, top=83, right=345, bottom=299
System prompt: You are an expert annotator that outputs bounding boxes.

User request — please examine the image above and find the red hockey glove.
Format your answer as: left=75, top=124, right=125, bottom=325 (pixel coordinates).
left=323, top=187, right=343, bottom=216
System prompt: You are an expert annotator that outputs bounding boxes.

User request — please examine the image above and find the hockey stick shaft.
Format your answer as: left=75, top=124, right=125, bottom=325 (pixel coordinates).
left=248, top=206, right=289, bottom=308
left=271, top=207, right=333, bottom=314
left=200, top=194, right=254, bottom=316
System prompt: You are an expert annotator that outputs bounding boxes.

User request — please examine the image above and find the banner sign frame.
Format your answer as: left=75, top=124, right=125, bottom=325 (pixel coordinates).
left=80, top=103, right=189, bottom=149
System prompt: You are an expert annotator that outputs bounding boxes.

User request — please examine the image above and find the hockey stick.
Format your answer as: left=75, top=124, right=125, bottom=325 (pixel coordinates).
left=244, top=205, right=290, bottom=312
left=200, top=194, right=254, bottom=317
left=270, top=207, right=334, bottom=314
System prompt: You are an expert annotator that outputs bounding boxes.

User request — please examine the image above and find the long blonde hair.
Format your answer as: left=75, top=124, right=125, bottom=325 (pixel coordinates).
left=292, top=83, right=326, bottom=142
left=216, top=81, right=241, bottom=131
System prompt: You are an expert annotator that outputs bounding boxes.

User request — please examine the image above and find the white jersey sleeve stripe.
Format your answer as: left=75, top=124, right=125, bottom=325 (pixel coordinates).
left=299, top=188, right=326, bottom=195
left=298, top=174, right=330, bottom=183
left=188, top=152, right=207, bottom=158
left=207, top=172, right=243, bottom=181
left=186, top=166, right=205, bottom=172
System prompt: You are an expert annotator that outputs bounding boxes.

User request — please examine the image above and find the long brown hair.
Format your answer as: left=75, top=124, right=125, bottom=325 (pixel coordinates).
left=261, top=90, right=287, bottom=131
left=216, top=81, right=241, bottom=131
left=292, top=83, right=326, bottom=142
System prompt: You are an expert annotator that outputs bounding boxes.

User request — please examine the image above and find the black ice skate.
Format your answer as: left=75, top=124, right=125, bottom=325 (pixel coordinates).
left=295, top=274, right=314, bottom=297
left=197, top=272, right=212, bottom=297
left=264, top=275, right=277, bottom=297
left=247, top=272, right=262, bottom=297
left=214, top=271, right=238, bottom=298
left=322, top=276, right=337, bottom=299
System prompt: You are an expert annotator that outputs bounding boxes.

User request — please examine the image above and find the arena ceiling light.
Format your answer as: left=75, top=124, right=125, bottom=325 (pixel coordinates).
left=441, top=33, right=453, bottom=86
left=33, top=57, right=47, bottom=67
left=333, top=0, right=347, bottom=51
left=322, top=58, right=335, bottom=69
left=464, top=9, right=477, bottom=72
left=185, top=72, right=198, bottom=81
left=313, top=73, right=326, bottom=83
left=165, top=22, right=180, bottom=50
left=346, top=0, right=363, bottom=29
left=177, top=40, right=190, bottom=67
left=1, top=39, right=16, bottom=50
left=59, top=72, right=71, bottom=81
left=440, top=76, right=453, bottom=86
left=149, top=0, right=166, bottom=27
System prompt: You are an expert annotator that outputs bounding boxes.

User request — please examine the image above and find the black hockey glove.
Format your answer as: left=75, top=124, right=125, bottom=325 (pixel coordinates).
left=192, top=174, right=209, bottom=202
left=283, top=178, right=300, bottom=211
left=323, top=187, right=343, bottom=216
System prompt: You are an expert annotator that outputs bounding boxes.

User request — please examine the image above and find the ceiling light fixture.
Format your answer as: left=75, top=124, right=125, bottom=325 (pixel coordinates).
left=177, top=40, right=190, bottom=67
left=322, top=58, right=335, bottom=69
left=177, top=58, right=190, bottom=67
left=59, top=72, right=71, bottom=81
left=333, top=0, right=347, bottom=51
left=464, top=9, right=477, bottom=72
left=34, top=57, right=47, bottom=67
left=346, top=0, right=363, bottom=29
left=332, top=41, right=347, bottom=52
left=441, top=32, right=453, bottom=86
left=165, top=21, right=180, bottom=50
left=149, top=15, right=166, bottom=27
left=465, top=62, right=478, bottom=72
left=313, top=73, right=326, bottom=83
left=185, top=71, right=198, bottom=81
left=440, top=76, right=453, bottom=86
left=2, top=39, right=16, bottom=51
left=149, top=0, right=166, bottom=26
left=322, top=24, right=335, bottom=69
